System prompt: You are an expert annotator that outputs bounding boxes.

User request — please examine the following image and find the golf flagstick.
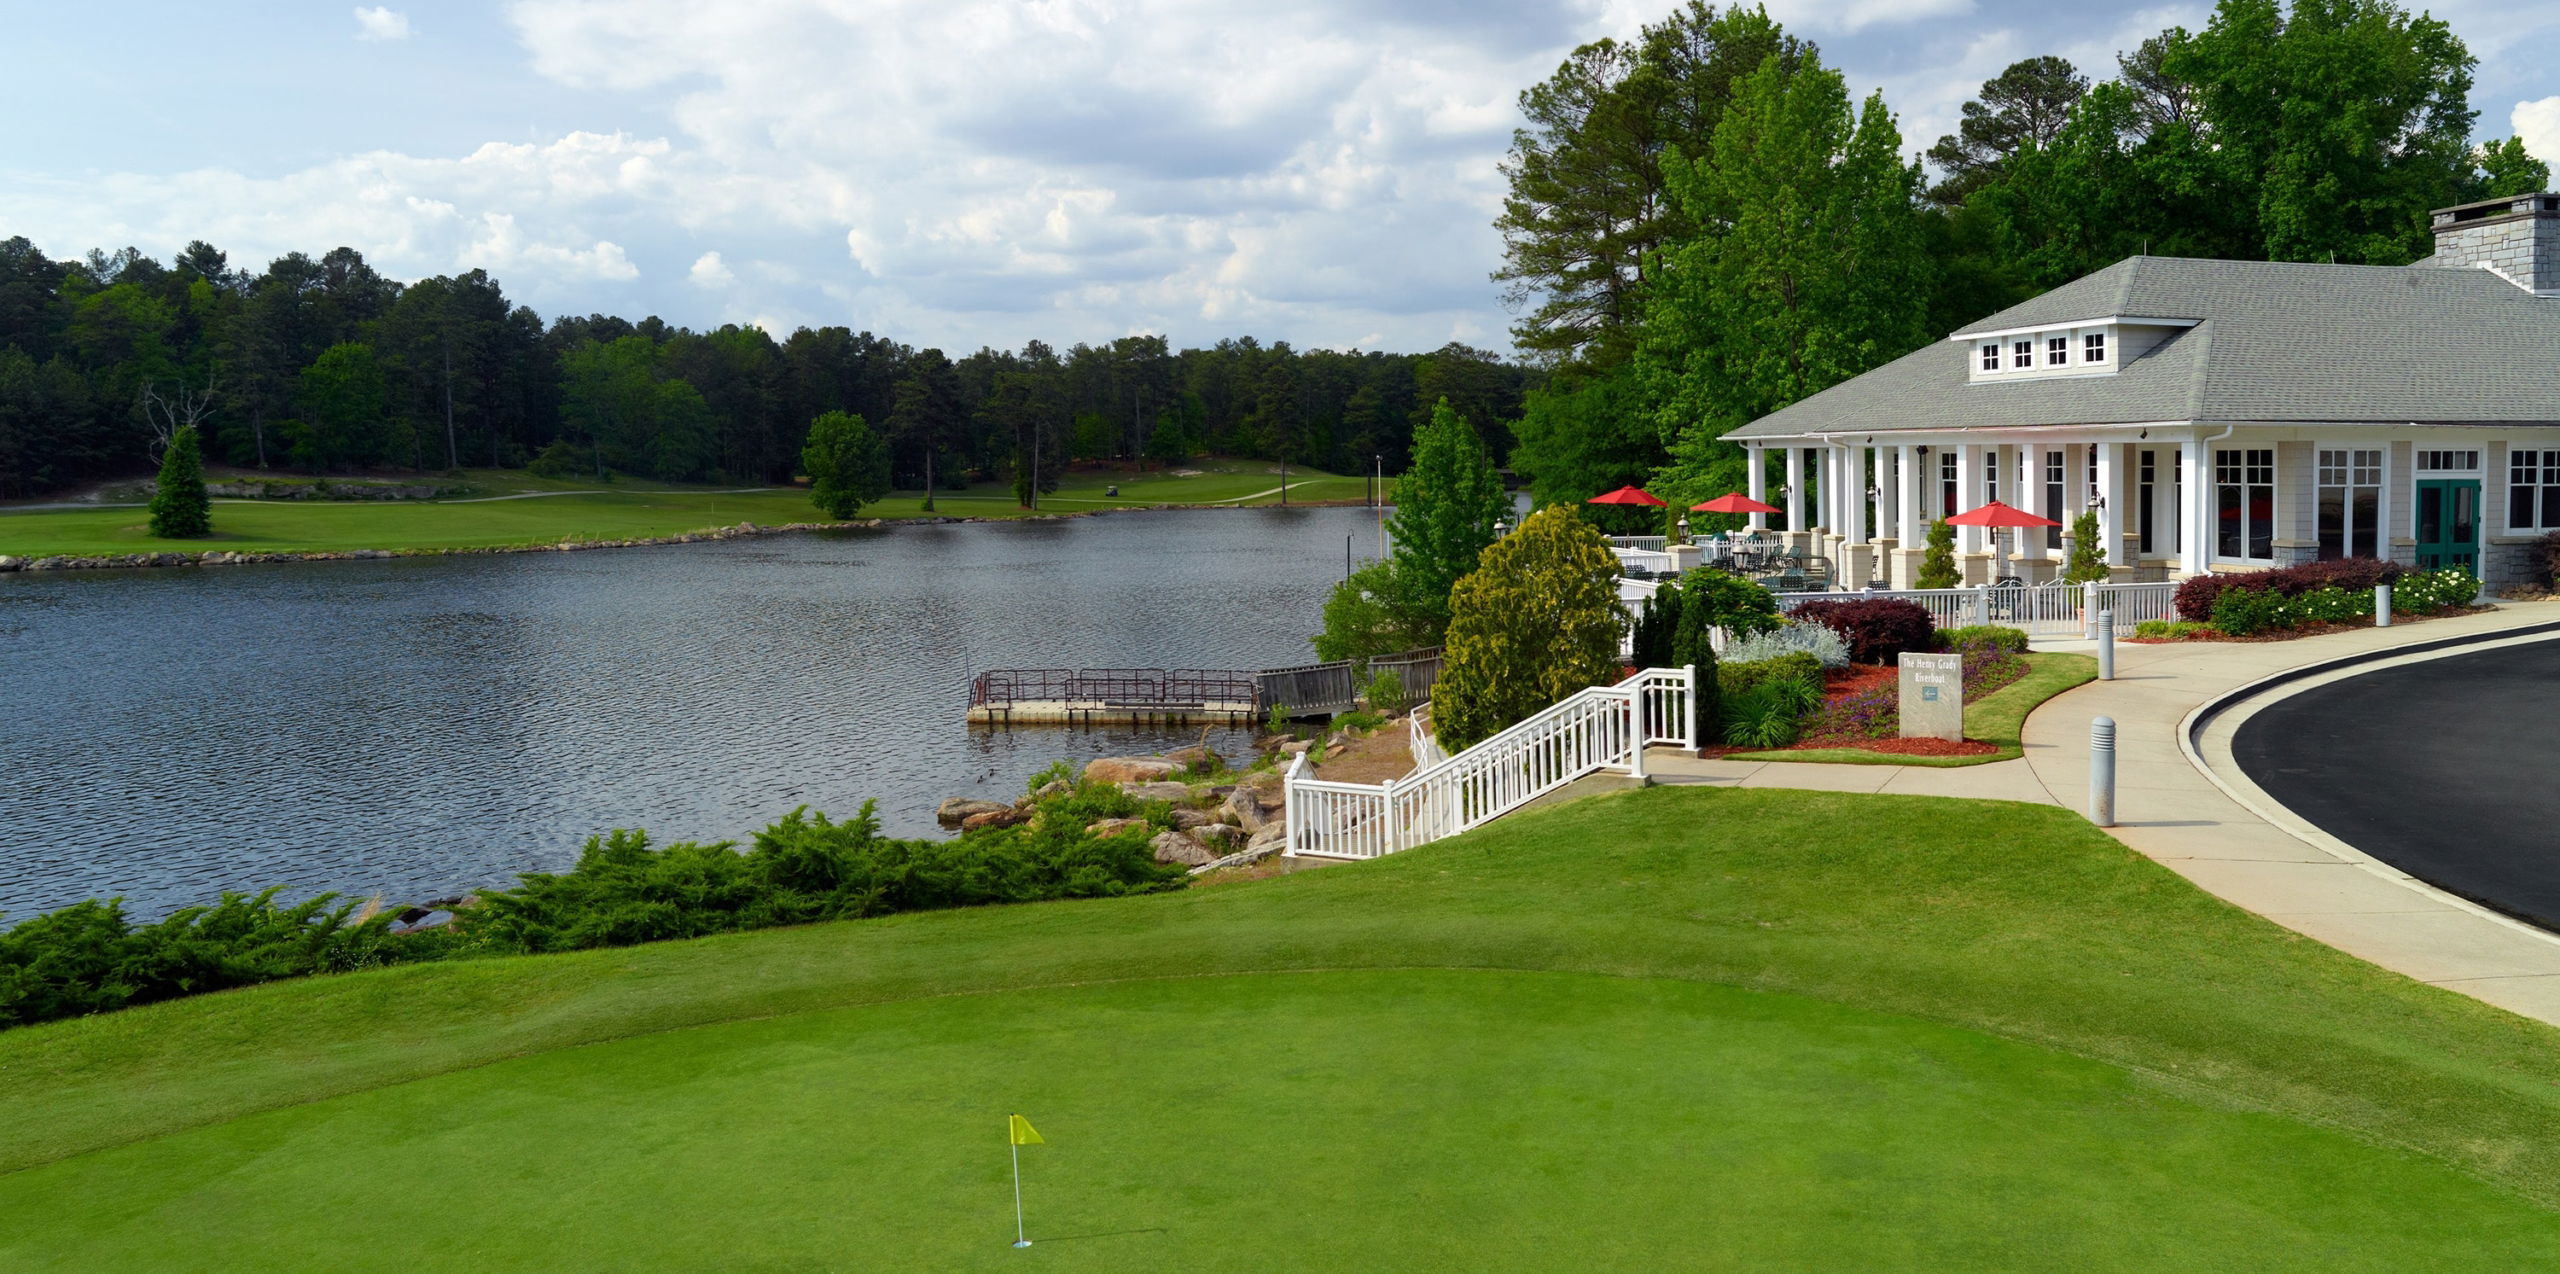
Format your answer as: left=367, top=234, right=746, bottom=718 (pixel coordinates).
left=1008, top=1114, right=1043, bottom=1247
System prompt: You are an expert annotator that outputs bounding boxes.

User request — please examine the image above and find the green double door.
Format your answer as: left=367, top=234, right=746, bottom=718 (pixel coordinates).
left=2414, top=479, right=2479, bottom=572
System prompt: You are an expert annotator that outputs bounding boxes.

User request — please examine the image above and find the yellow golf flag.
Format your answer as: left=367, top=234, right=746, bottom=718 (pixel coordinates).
left=1009, top=1114, right=1044, bottom=1146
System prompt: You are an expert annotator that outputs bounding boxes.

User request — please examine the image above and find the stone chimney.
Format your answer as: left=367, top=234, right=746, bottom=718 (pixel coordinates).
left=2428, top=193, right=2560, bottom=295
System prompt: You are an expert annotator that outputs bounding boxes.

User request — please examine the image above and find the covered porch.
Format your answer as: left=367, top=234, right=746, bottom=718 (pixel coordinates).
left=1731, top=428, right=2560, bottom=590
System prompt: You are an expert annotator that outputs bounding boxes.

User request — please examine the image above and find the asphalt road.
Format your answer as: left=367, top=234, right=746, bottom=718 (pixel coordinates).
left=2233, top=639, right=2560, bottom=930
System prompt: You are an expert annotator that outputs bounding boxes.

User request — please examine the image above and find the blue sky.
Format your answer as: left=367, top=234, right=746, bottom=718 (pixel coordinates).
left=3, top=1, right=2552, bottom=355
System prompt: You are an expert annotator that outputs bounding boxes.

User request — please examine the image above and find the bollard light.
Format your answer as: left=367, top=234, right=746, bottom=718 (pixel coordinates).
left=2375, top=583, right=2392, bottom=628
left=2090, top=716, right=2117, bottom=828
left=2096, top=608, right=2115, bottom=681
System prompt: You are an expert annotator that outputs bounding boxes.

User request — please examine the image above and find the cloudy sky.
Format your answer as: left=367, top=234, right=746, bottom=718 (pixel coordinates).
left=4, top=1, right=2553, bottom=355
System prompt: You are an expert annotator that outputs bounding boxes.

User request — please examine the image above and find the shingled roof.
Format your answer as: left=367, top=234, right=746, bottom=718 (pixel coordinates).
left=1727, top=255, right=2560, bottom=440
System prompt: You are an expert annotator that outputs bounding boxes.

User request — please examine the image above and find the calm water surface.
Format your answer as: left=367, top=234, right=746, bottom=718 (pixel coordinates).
left=0, top=506, right=1394, bottom=918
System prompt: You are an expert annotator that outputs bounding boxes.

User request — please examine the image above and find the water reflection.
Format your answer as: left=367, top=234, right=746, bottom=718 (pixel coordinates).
left=0, top=506, right=1386, bottom=918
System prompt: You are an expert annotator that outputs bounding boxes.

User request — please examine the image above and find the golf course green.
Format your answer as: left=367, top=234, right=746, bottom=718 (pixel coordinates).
left=7, top=785, right=2560, bottom=1270
left=0, top=459, right=1380, bottom=558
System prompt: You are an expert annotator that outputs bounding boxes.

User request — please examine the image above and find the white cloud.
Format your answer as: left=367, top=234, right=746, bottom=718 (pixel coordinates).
left=2517, top=98, right=2560, bottom=171
left=688, top=250, right=733, bottom=287
left=352, top=6, right=411, bottom=42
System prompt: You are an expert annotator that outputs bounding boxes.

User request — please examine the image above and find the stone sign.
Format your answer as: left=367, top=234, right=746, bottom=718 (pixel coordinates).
left=1898, top=651, right=1964, bottom=742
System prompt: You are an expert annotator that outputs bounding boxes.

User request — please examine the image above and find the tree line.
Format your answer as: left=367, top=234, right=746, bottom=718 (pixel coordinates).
left=1498, top=0, right=2551, bottom=523
left=0, top=237, right=1534, bottom=499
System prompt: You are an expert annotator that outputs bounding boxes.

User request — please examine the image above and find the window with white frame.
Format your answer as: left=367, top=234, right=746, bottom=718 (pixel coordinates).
left=2416, top=449, right=2480, bottom=473
left=2045, top=335, right=2069, bottom=366
left=1980, top=343, right=2000, bottom=372
left=2511, top=449, right=2560, bottom=531
left=1938, top=450, right=1958, bottom=517
left=2215, top=448, right=2275, bottom=560
left=2317, top=448, right=2383, bottom=560
left=2011, top=340, right=2034, bottom=369
left=2082, top=332, right=2106, bottom=363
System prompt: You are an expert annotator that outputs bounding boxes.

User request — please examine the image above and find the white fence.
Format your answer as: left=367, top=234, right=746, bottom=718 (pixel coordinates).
left=1286, top=667, right=1695, bottom=861
left=1772, top=581, right=2178, bottom=637
left=1606, top=535, right=1668, bottom=553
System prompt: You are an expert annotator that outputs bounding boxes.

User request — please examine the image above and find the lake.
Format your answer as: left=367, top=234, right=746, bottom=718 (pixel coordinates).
left=0, top=505, right=1400, bottom=919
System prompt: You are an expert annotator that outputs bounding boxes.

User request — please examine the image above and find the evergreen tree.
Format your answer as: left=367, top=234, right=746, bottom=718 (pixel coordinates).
left=1640, top=48, right=1933, bottom=507
left=800, top=410, right=890, bottom=520
left=1917, top=518, right=1960, bottom=589
left=2062, top=509, right=2109, bottom=584
left=147, top=424, right=210, bottom=538
left=1434, top=504, right=1628, bottom=751
left=1385, top=398, right=1513, bottom=637
left=1924, top=57, right=2089, bottom=206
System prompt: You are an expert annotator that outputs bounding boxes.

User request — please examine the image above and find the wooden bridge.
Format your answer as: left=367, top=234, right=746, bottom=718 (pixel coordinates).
left=966, top=647, right=1443, bottom=726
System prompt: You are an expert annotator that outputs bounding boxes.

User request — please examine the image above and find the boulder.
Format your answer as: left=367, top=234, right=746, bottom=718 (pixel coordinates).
left=0, top=556, right=24, bottom=571
left=1245, top=823, right=1289, bottom=856
left=1194, top=824, right=1245, bottom=849
left=937, top=797, right=1010, bottom=825
left=1224, top=788, right=1268, bottom=834
left=1170, top=807, right=1222, bottom=831
left=1189, top=842, right=1285, bottom=876
left=1149, top=830, right=1213, bottom=867
left=962, top=808, right=1030, bottom=831
left=1032, top=780, right=1072, bottom=801
left=1164, top=744, right=1221, bottom=771
left=1085, top=817, right=1150, bottom=839
left=1085, top=756, right=1182, bottom=784
left=1118, top=781, right=1194, bottom=804
left=1276, top=738, right=1313, bottom=757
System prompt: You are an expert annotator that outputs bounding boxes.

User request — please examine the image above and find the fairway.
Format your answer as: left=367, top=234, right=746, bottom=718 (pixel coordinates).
left=0, top=460, right=1379, bottom=558
left=10, top=786, right=2560, bottom=1270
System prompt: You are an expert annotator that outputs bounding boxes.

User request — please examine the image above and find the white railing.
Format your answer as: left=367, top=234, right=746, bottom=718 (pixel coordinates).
left=1408, top=702, right=1449, bottom=768
left=1287, top=667, right=1695, bottom=861
left=1607, top=535, right=1668, bottom=553
left=1771, top=581, right=2180, bottom=638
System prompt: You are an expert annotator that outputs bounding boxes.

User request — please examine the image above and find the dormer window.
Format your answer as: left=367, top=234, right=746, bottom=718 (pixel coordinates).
left=2083, top=332, right=2106, bottom=363
left=2045, top=336, right=2068, bottom=366
left=2011, top=340, right=2033, bottom=369
left=1981, top=343, right=1999, bottom=372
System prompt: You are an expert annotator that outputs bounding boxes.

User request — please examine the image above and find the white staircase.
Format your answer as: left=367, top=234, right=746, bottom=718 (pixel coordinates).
left=1284, top=667, right=1696, bottom=861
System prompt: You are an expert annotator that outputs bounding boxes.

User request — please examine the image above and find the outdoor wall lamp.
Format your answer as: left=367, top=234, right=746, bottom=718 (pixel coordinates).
left=1775, top=484, right=1792, bottom=497
left=1914, top=445, right=1930, bottom=457
left=1677, top=516, right=1690, bottom=535
left=2088, top=487, right=2108, bottom=509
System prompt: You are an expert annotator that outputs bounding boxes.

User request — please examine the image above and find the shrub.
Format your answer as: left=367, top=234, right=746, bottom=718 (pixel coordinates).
left=2536, top=531, right=2560, bottom=589
left=2061, top=509, right=2107, bottom=584
left=1362, top=667, right=1409, bottom=715
left=1916, top=518, right=1960, bottom=589
left=2174, top=557, right=2405, bottom=621
left=2134, top=620, right=2211, bottom=640
left=1720, top=682, right=1812, bottom=749
left=1719, top=652, right=1825, bottom=702
left=1435, top=505, right=1626, bottom=750
left=2210, top=587, right=2293, bottom=637
left=0, top=889, right=398, bottom=1029
left=527, top=437, right=590, bottom=478
left=1721, top=621, right=1850, bottom=669
left=1787, top=597, right=1938, bottom=664
left=2393, top=567, right=2479, bottom=615
left=1333, top=710, right=1387, bottom=735
left=1025, top=759, right=1076, bottom=794
left=801, top=410, right=892, bottom=519
left=2289, top=585, right=2368, bottom=625
left=1676, top=568, right=1782, bottom=638
left=1934, top=624, right=2029, bottom=654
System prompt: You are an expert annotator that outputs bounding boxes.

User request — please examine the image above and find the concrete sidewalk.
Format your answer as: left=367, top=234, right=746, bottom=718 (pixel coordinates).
left=1647, top=603, right=2560, bottom=1027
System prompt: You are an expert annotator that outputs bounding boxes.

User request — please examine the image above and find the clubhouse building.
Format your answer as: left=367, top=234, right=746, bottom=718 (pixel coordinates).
left=1726, top=193, right=2560, bottom=590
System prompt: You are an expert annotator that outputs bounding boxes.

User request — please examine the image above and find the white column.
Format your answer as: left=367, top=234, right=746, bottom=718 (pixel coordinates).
left=1846, top=447, right=1869, bottom=544
left=2096, top=442, right=2125, bottom=566
left=2181, top=439, right=2212, bottom=576
left=1785, top=446, right=1805, bottom=532
left=1955, top=444, right=1984, bottom=555
left=1895, top=444, right=1920, bottom=544
left=1746, top=444, right=1768, bottom=531
left=1825, top=446, right=1845, bottom=533
left=2062, top=442, right=2088, bottom=562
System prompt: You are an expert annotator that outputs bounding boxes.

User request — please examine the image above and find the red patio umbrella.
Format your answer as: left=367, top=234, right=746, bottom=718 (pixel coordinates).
left=1944, top=500, right=2060, bottom=578
left=1586, top=485, right=1667, bottom=507
left=1690, top=492, right=1784, bottom=515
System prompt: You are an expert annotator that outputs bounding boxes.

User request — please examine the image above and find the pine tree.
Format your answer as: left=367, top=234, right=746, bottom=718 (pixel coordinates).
left=1666, top=579, right=1719, bottom=746
left=147, top=425, right=211, bottom=538
left=1917, top=518, right=1960, bottom=588
left=1385, top=398, right=1512, bottom=638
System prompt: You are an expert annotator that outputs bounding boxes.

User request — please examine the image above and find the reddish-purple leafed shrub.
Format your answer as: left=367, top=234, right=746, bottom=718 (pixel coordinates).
left=2173, top=556, right=2406, bottom=621
left=1789, top=598, right=1938, bottom=664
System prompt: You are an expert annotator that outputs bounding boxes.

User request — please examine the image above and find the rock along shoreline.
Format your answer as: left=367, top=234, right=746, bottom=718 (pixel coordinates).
left=0, top=499, right=1374, bottom=575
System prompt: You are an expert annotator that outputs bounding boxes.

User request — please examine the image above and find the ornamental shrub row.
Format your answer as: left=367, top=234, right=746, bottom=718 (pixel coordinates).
left=2174, top=556, right=2405, bottom=621
left=0, top=781, right=1188, bottom=1030
left=1786, top=598, right=1938, bottom=664
left=1933, top=624, right=2030, bottom=654
left=2209, top=570, right=2475, bottom=636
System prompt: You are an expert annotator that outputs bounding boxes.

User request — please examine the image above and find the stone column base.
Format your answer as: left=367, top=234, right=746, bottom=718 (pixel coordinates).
left=1841, top=543, right=1875, bottom=588
left=1959, top=552, right=1996, bottom=586
left=1891, top=548, right=1930, bottom=589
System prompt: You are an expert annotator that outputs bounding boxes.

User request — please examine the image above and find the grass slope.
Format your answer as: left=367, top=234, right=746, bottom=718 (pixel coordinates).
left=0, top=459, right=1377, bottom=557
left=7, top=787, right=2560, bottom=1270
left=1731, top=651, right=2097, bottom=766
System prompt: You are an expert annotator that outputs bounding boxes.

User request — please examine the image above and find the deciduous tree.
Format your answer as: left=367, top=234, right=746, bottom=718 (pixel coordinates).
left=801, top=410, right=891, bottom=519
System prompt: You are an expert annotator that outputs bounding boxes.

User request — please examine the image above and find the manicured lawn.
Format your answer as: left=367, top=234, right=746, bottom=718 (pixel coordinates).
left=7, top=786, right=2560, bottom=1270
left=0, top=459, right=1378, bottom=557
left=1730, top=651, right=2097, bottom=766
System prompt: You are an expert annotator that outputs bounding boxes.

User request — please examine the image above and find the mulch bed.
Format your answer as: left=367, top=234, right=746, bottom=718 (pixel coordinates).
left=2127, top=605, right=2494, bottom=643
left=1695, top=652, right=2026, bottom=760
left=1699, top=736, right=1999, bottom=759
